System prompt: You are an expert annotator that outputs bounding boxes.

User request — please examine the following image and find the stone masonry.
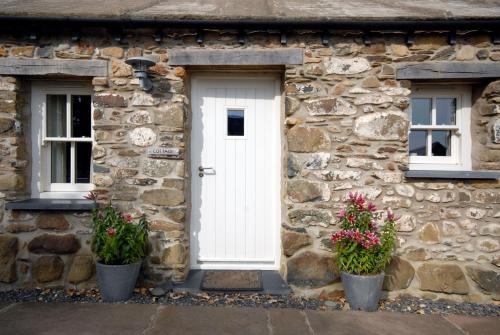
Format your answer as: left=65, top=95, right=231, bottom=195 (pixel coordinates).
left=0, top=30, right=498, bottom=303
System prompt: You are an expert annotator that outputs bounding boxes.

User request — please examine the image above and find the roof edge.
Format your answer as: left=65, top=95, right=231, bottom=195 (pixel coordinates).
left=1, top=15, right=499, bottom=30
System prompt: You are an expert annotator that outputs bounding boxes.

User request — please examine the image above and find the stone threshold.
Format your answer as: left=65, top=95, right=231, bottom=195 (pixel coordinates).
left=171, top=270, right=292, bottom=295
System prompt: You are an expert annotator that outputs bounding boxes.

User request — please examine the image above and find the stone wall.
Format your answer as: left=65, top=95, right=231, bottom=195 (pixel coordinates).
left=0, top=29, right=498, bottom=303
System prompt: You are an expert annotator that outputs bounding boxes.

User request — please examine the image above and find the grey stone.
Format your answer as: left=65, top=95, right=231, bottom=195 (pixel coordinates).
left=287, top=179, right=327, bottom=203
left=304, top=152, right=330, bottom=170
left=142, top=188, right=184, bottom=206
left=417, top=263, right=469, bottom=294
left=131, top=92, right=160, bottom=106
left=353, top=93, right=392, bottom=105
left=287, top=126, right=331, bottom=152
left=383, top=257, right=415, bottom=290
left=282, top=230, right=312, bottom=256
left=0, top=235, right=18, bottom=283
left=465, top=265, right=499, bottom=295
left=288, top=208, right=333, bottom=227
left=305, top=98, right=356, bottom=116
left=28, top=234, right=80, bottom=254
left=492, top=119, right=500, bottom=144
left=354, top=111, right=409, bottom=141
left=129, top=127, right=157, bottom=147
left=36, top=47, right=53, bottom=58
left=68, top=255, right=94, bottom=284
left=325, top=57, right=371, bottom=74
left=287, top=251, right=338, bottom=287
left=33, top=256, right=64, bottom=283
left=287, top=154, right=300, bottom=178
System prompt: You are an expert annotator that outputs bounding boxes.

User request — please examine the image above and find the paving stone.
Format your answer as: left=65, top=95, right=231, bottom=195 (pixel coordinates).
left=151, top=305, right=269, bottom=335
left=305, top=311, right=463, bottom=335
left=444, top=315, right=500, bottom=335
left=268, top=308, right=310, bottom=335
left=0, top=302, right=156, bottom=335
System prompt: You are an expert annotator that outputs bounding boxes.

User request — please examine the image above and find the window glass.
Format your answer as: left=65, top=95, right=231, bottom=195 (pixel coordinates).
left=71, top=95, right=92, bottom=137
left=75, top=142, right=92, bottom=183
left=227, top=109, right=244, bottom=136
left=51, top=142, right=70, bottom=183
left=432, top=131, right=451, bottom=156
left=411, top=98, right=431, bottom=125
left=409, top=131, right=427, bottom=156
left=46, top=95, right=67, bottom=137
left=436, top=98, right=456, bottom=125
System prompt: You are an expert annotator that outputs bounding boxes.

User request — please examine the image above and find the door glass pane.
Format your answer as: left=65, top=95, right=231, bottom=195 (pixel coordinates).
left=227, top=109, right=244, bottom=136
left=409, top=130, right=427, bottom=156
left=46, top=95, right=67, bottom=137
left=432, top=131, right=451, bottom=156
left=75, top=142, right=92, bottom=183
left=51, top=142, right=70, bottom=183
left=436, top=98, right=456, bottom=125
left=71, top=95, right=92, bottom=137
left=411, top=98, right=432, bottom=125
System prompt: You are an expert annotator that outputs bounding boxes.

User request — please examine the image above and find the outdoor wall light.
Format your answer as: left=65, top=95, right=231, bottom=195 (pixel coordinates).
left=125, top=56, right=157, bottom=92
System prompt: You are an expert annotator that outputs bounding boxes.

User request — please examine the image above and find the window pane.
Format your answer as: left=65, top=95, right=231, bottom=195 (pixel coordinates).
left=436, top=98, right=456, bottom=125
left=432, top=131, right=451, bottom=156
left=75, top=142, right=92, bottom=183
left=71, top=95, right=92, bottom=137
left=409, top=130, right=427, bottom=156
left=411, top=98, right=432, bottom=125
left=46, top=95, right=67, bottom=137
left=227, top=109, right=244, bottom=136
left=51, top=142, right=70, bottom=183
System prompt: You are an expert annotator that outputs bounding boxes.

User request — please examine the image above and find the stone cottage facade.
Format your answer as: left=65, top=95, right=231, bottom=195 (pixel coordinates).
left=0, top=1, right=499, bottom=303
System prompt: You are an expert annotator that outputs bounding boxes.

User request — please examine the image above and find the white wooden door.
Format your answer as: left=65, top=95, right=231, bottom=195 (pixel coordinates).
left=190, top=76, right=281, bottom=270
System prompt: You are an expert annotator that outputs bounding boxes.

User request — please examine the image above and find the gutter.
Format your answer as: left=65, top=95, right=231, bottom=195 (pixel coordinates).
left=0, top=16, right=499, bottom=30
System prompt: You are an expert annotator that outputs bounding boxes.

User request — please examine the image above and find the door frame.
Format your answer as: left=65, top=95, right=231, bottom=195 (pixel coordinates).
left=189, top=73, right=282, bottom=270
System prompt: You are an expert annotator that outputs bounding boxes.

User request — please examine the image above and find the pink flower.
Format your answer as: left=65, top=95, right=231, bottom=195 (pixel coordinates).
left=387, top=210, right=395, bottom=221
left=337, top=209, right=346, bottom=219
left=106, top=227, right=116, bottom=237
left=367, top=202, right=377, bottom=212
left=347, top=214, right=356, bottom=224
left=123, top=214, right=133, bottom=222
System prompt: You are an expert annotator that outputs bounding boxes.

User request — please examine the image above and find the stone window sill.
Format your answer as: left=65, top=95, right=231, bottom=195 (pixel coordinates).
left=5, top=199, right=98, bottom=211
left=405, top=170, right=500, bottom=179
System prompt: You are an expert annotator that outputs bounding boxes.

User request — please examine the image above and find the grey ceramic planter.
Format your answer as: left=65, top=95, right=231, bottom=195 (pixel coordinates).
left=341, top=271, right=384, bottom=312
left=96, top=261, right=142, bottom=302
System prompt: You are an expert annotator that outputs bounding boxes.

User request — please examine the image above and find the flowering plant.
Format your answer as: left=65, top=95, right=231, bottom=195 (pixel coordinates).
left=91, top=204, right=149, bottom=265
left=331, top=192, right=396, bottom=275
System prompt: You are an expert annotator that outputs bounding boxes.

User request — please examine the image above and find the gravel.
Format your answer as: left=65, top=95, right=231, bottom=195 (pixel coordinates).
left=0, top=288, right=498, bottom=316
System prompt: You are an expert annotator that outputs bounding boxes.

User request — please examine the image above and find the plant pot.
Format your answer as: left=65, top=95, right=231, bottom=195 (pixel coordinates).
left=341, top=271, right=385, bottom=312
left=96, top=261, right=142, bottom=302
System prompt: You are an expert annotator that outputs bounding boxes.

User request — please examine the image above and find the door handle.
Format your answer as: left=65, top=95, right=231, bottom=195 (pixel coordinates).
left=198, top=166, right=214, bottom=177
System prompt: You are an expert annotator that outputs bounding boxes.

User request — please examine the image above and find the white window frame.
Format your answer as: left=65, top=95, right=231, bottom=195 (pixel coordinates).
left=31, top=82, right=94, bottom=199
left=408, top=85, right=471, bottom=171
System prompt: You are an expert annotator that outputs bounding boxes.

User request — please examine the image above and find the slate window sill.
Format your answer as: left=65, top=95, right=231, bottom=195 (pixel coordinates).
left=5, top=199, right=98, bottom=211
left=405, top=170, right=500, bottom=179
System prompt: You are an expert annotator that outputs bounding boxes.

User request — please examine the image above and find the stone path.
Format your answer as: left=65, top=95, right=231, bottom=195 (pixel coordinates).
left=0, top=302, right=498, bottom=335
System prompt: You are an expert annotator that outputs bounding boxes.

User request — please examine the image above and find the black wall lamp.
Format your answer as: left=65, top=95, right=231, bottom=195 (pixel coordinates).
left=125, top=56, right=157, bottom=92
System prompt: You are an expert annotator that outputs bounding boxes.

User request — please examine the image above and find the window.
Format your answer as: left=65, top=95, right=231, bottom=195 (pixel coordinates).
left=227, top=109, right=245, bottom=136
left=31, top=82, right=93, bottom=198
left=408, top=85, right=471, bottom=171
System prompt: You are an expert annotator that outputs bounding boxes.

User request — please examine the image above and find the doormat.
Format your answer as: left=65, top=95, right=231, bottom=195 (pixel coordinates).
left=200, top=270, right=263, bottom=291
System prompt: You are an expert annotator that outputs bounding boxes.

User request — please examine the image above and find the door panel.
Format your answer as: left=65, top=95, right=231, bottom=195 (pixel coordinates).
left=191, top=77, right=280, bottom=269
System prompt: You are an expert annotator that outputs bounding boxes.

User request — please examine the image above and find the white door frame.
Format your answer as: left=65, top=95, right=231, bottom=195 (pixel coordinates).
left=189, top=73, right=282, bottom=270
